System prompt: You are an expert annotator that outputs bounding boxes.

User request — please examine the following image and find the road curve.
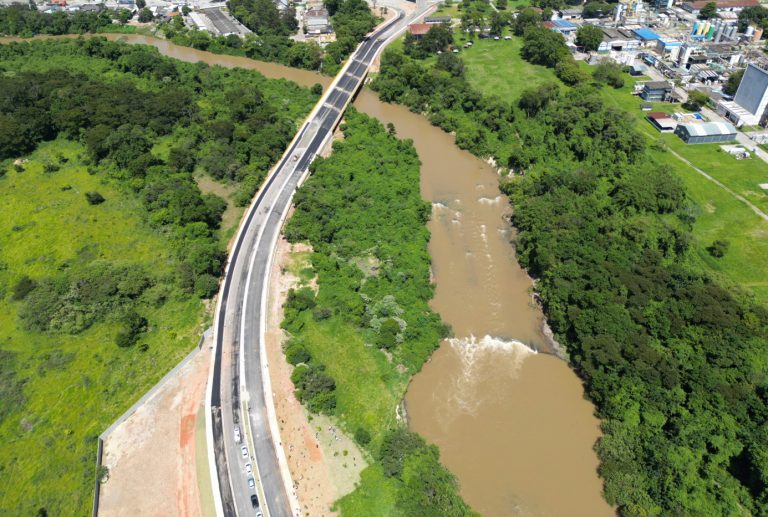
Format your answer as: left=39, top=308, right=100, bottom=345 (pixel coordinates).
left=205, top=4, right=434, bottom=517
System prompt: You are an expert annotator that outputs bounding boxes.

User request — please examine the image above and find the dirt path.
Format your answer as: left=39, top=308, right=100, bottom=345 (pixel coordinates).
left=266, top=237, right=367, bottom=517
left=98, top=341, right=212, bottom=517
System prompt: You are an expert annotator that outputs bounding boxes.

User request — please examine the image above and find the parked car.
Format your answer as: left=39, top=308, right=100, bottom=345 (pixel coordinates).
left=247, top=477, right=255, bottom=489
left=241, top=445, right=248, bottom=458
left=251, top=494, right=259, bottom=508
left=245, top=463, right=253, bottom=475
left=234, top=426, right=241, bottom=443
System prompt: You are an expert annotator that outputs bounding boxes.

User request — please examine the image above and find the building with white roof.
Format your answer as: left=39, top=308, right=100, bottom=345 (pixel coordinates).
left=717, top=64, right=768, bottom=127
left=674, top=121, right=737, bottom=143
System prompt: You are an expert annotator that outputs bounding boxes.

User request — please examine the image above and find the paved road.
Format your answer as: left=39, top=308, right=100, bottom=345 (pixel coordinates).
left=206, top=4, right=434, bottom=517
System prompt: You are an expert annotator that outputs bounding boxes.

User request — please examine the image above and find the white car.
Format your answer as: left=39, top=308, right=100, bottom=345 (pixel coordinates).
left=245, top=463, right=253, bottom=475
left=247, top=477, right=255, bottom=489
left=241, top=445, right=248, bottom=458
left=234, top=426, right=241, bottom=443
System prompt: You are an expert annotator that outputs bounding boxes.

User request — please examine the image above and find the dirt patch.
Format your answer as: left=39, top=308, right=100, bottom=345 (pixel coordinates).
left=98, top=342, right=212, bottom=517
left=266, top=237, right=367, bottom=517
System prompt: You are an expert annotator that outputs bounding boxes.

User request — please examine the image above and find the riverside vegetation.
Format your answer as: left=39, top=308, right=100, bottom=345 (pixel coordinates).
left=372, top=13, right=768, bottom=517
left=281, top=110, right=476, bottom=516
left=0, top=38, right=314, bottom=515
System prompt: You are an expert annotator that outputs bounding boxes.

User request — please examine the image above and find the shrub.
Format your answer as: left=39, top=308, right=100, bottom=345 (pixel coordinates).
left=707, top=239, right=730, bottom=258
left=311, top=83, right=323, bottom=95
left=194, top=273, right=219, bottom=299
left=354, top=427, right=371, bottom=445
left=11, top=275, right=37, bottom=301
left=285, top=341, right=312, bottom=365
left=85, top=191, right=105, bottom=205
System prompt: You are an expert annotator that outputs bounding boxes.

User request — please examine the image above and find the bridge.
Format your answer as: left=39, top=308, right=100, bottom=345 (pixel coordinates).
left=204, top=3, right=435, bottom=516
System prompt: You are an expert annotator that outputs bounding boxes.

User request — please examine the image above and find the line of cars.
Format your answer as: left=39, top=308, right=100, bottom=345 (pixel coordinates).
left=235, top=425, right=264, bottom=516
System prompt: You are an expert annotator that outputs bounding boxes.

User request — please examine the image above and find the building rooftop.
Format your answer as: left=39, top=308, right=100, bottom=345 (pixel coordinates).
left=679, top=121, right=737, bottom=136
left=408, top=23, right=431, bottom=36
left=684, top=0, right=759, bottom=9
left=648, top=111, right=675, bottom=120
left=633, top=27, right=660, bottom=40
left=644, top=81, right=673, bottom=90
left=552, top=19, right=577, bottom=29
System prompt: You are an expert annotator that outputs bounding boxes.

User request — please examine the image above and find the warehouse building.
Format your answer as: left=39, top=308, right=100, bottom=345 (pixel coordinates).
left=674, top=122, right=737, bottom=144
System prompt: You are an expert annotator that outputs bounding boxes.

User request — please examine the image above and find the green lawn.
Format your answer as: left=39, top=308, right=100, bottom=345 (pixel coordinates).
left=456, top=31, right=559, bottom=101
left=0, top=140, right=205, bottom=515
left=335, top=464, right=402, bottom=516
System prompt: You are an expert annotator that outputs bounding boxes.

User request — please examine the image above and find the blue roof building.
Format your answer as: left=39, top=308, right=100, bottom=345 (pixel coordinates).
left=633, top=27, right=660, bottom=41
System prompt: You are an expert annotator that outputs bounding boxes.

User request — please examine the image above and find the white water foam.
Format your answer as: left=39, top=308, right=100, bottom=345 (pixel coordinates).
left=445, top=335, right=537, bottom=417
left=478, top=195, right=503, bottom=205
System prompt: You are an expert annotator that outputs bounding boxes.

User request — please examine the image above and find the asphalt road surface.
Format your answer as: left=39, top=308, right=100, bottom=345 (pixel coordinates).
left=206, top=4, right=432, bottom=517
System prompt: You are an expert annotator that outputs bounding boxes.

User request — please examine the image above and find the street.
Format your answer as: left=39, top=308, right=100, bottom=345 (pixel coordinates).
left=205, top=2, right=435, bottom=516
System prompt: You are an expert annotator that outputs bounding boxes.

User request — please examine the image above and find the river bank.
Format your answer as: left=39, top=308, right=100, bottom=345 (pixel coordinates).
left=0, top=34, right=611, bottom=516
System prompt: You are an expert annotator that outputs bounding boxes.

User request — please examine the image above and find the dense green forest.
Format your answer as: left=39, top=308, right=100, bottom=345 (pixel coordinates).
left=0, top=38, right=314, bottom=515
left=280, top=110, right=475, bottom=516
left=371, top=18, right=768, bottom=517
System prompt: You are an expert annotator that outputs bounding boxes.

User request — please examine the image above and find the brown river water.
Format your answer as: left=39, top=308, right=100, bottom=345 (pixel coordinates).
left=1, top=34, right=613, bottom=516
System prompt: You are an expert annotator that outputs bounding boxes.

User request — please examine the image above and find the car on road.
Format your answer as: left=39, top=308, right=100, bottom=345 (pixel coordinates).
left=245, top=463, right=252, bottom=475
left=247, top=476, right=255, bottom=489
left=241, top=445, right=248, bottom=458
left=234, top=425, right=241, bottom=443
left=251, top=494, right=259, bottom=508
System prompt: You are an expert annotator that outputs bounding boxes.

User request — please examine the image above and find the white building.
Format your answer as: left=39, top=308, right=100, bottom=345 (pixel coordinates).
left=718, top=64, right=768, bottom=127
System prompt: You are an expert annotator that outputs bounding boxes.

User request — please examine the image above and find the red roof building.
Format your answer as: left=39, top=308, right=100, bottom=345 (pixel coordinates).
left=408, top=23, right=431, bottom=37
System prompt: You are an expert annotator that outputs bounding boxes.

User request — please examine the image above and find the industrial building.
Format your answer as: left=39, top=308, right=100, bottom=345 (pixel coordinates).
left=674, top=121, right=738, bottom=143
left=640, top=81, right=673, bottom=101
left=717, top=64, right=768, bottom=127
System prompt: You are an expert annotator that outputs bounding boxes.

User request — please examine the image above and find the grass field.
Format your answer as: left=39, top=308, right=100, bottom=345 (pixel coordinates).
left=456, top=31, right=559, bottom=100
left=0, top=140, right=205, bottom=515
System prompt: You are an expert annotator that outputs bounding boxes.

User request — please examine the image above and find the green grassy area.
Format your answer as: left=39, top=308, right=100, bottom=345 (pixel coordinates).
left=457, top=31, right=558, bottom=100
left=335, top=465, right=401, bottom=516
left=0, top=141, right=204, bottom=515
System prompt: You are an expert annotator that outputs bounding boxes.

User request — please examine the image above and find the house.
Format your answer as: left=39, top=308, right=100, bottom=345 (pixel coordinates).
left=305, top=8, right=332, bottom=34
left=640, top=81, right=673, bottom=101
left=79, top=3, right=105, bottom=12
left=717, top=63, right=768, bottom=126
left=408, top=23, right=431, bottom=38
left=549, top=19, right=578, bottom=37
left=674, top=122, right=737, bottom=144
left=558, top=8, right=582, bottom=20
left=641, top=102, right=653, bottom=111
left=647, top=111, right=677, bottom=132
left=630, top=63, right=648, bottom=76
left=682, top=0, right=759, bottom=15
left=425, top=16, right=451, bottom=24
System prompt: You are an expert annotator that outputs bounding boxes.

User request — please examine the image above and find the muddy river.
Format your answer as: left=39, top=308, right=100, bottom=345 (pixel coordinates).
left=2, top=34, right=612, bottom=516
